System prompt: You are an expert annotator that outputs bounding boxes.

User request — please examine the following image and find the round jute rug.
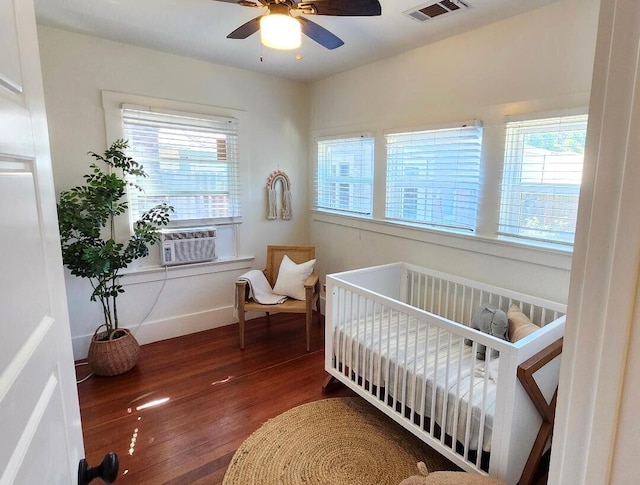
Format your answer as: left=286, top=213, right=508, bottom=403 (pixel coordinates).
left=223, top=397, right=459, bottom=485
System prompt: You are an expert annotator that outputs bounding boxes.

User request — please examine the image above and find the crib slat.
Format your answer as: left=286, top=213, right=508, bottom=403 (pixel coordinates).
left=409, top=316, right=420, bottom=420
left=429, top=326, right=442, bottom=436
left=430, top=276, right=436, bottom=313
left=340, top=288, right=348, bottom=378
left=370, top=297, right=376, bottom=392
left=354, top=294, right=361, bottom=382
left=463, top=346, right=476, bottom=462
left=476, top=354, right=491, bottom=470
left=392, top=310, right=401, bottom=411
left=419, top=322, right=431, bottom=431
left=422, top=276, right=429, bottom=312
left=445, top=281, right=451, bottom=320
left=348, top=291, right=355, bottom=380
left=375, top=301, right=383, bottom=400
left=453, top=283, right=459, bottom=323
left=384, top=304, right=392, bottom=407
left=469, top=289, right=476, bottom=325
left=440, top=330, right=453, bottom=447
left=461, top=286, right=467, bottom=324
left=401, top=313, right=410, bottom=415
left=451, top=333, right=464, bottom=455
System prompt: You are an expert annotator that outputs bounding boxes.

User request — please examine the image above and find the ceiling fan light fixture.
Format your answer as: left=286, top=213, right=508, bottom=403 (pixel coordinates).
left=260, top=13, right=301, bottom=50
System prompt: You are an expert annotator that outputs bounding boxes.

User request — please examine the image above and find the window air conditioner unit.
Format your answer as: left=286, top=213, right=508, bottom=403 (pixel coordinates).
left=160, top=227, right=217, bottom=266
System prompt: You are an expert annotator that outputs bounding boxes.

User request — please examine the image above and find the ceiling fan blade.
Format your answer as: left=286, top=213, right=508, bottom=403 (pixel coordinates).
left=295, top=0, right=381, bottom=16
left=227, top=15, right=263, bottom=39
left=298, top=17, right=344, bottom=50
left=211, top=0, right=265, bottom=7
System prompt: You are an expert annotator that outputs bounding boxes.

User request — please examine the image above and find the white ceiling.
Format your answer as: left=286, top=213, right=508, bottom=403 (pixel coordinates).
left=34, top=0, right=559, bottom=82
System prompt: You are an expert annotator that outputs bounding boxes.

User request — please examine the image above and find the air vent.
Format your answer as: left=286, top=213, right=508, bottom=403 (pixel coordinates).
left=405, top=0, right=468, bottom=22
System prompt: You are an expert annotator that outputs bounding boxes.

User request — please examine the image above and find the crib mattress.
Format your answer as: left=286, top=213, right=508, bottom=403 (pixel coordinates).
left=332, top=311, right=496, bottom=452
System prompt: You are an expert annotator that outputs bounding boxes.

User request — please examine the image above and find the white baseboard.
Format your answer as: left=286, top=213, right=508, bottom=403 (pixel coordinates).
left=72, top=297, right=327, bottom=361
left=71, top=305, right=237, bottom=360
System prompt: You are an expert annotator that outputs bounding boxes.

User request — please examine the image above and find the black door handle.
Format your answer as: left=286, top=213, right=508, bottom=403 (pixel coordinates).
left=78, top=452, right=118, bottom=484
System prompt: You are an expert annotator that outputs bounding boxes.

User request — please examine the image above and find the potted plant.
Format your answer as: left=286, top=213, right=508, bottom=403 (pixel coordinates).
left=57, top=139, right=172, bottom=376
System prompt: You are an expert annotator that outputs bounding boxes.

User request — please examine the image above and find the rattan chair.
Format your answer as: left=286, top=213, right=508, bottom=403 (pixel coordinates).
left=236, top=245, right=320, bottom=351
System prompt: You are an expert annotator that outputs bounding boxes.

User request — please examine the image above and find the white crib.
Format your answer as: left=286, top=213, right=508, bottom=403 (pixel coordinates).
left=324, top=262, right=565, bottom=485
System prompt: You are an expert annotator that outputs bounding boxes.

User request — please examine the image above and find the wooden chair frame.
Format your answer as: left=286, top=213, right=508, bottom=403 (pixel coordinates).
left=235, top=245, right=320, bottom=351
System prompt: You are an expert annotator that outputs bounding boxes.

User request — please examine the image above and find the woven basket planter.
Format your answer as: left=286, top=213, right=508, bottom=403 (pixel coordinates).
left=88, top=327, right=140, bottom=376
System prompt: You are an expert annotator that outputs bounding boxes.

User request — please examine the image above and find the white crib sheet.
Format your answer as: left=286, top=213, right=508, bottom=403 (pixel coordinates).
left=333, top=311, right=496, bottom=452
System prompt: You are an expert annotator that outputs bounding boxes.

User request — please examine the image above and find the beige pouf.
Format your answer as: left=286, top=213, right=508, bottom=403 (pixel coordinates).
left=400, top=462, right=508, bottom=485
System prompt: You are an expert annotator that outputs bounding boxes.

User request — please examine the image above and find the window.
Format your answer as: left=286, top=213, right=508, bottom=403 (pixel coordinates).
left=315, top=135, right=374, bottom=215
left=385, top=123, right=483, bottom=232
left=122, top=106, right=241, bottom=227
left=498, top=113, right=588, bottom=247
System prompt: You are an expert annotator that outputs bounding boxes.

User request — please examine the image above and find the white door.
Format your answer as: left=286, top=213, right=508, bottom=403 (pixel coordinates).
left=0, top=0, right=86, bottom=483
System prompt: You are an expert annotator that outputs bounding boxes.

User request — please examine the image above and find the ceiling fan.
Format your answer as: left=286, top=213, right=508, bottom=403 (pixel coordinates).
left=213, top=0, right=382, bottom=50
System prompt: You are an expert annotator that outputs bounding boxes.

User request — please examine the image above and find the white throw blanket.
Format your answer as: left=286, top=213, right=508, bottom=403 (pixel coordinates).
left=237, top=270, right=287, bottom=305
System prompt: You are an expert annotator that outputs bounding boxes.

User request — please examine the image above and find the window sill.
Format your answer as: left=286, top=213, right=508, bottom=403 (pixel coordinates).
left=311, top=211, right=572, bottom=271
left=119, top=256, right=254, bottom=286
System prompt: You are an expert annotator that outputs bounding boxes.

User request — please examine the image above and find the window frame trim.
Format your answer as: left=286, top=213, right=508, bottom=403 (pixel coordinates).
left=311, top=209, right=573, bottom=270
left=504, top=107, right=589, bottom=124
left=383, top=119, right=481, bottom=136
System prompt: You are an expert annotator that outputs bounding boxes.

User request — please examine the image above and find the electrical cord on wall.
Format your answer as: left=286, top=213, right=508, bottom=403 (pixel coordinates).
left=132, top=265, right=170, bottom=338
left=76, top=265, right=170, bottom=385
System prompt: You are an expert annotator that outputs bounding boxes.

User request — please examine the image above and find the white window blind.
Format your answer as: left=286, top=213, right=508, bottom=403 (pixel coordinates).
left=385, top=123, right=482, bottom=232
left=498, top=113, right=588, bottom=247
left=122, top=106, right=241, bottom=226
left=315, top=135, right=374, bottom=215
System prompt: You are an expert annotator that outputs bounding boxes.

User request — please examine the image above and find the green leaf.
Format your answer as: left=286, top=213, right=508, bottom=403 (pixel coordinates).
left=57, top=139, right=172, bottom=329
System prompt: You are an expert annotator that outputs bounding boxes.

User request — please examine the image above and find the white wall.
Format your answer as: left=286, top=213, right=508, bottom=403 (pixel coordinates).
left=308, top=0, right=599, bottom=303
left=37, top=26, right=310, bottom=358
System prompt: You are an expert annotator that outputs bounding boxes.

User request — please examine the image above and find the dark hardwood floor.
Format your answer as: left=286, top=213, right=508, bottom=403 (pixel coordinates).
left=76, top=313, right=549, bottom=485
left=76, top=313, right=355, bottom=484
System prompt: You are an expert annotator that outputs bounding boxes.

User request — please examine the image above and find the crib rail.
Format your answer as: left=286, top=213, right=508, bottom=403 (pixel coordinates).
left=325, top=262, right=566, bottom=484
left=402, top=263, right=564, bottom=327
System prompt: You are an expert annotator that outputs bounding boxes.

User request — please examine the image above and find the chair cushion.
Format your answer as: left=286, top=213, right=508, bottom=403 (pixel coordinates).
left=273, top=255, right=316, bottom=300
